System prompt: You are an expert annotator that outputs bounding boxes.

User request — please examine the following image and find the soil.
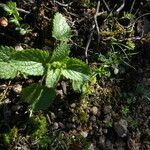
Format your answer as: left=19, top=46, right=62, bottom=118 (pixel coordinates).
left=0, top=0, right=150, bottom=150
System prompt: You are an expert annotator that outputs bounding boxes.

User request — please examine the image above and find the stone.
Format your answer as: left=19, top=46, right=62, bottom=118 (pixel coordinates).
left=88, top=143, right=95, bottom=150
left=80, top=131, right=88, bottom=138
left=58, top=122, right=65, bottom=129
left=98, top=135, right=105, bottom=149
left=114, top=119, right=128, bottom=137
left=66, top=123, right=76, bottom=129
left=90, top=115, right=97, bottom=122
left=91, top=106, right=98, bottom=115
left=105, top=139, right=113, bottom=149
left=104, top=105, right=112, bottom=114
left=50, top=112, right=56, bottom=120
left=0, top=84, right=7, bottom=90
left=13, top=84, right=22, bottom=94
left=103, top=115, right=111, bottom=124
left=70, top=103, right=76, bottom=108
left=15, top=44, right=23, bottom=51
left=53, top=122, right=59, bottom=130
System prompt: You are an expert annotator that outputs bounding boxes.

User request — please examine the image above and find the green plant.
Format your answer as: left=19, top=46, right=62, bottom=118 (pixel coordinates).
left=0, top=12, right=89, bottom=111
left=96, top=39, right=136, bottom=77
left=75, top=99, right=89, bottom=123
left=1, top=126, right=18, bottom=146
left=98, top=51, right=121, bottom=75
left=26, top=115, right=52, bottom=149
left=121, top=105, right=130, bottom=117
left=27, top=115, right=47, bottom=137
left=99, top=13, right=137, bottom=78
left=2, top=1, right=31, bottom=35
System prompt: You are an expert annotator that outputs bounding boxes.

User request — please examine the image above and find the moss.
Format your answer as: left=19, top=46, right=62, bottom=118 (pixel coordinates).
left=1, top=126, right=18, bottom=146
left=26, top=115, right=47, bottom=138
left=75, top=99, right=89, bottom=123
left=26, top=115, right=52, bottom=149
left=100, top=20, right=126, bottom=40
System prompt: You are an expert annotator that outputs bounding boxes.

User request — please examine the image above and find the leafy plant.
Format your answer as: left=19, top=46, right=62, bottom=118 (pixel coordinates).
left=121, top=105, right=130, bottom=117
left=2, top=1, right=31, bottom=35
left=0, top=12, right=89, bottom=111
left=98, top=51, right=121, bottom=75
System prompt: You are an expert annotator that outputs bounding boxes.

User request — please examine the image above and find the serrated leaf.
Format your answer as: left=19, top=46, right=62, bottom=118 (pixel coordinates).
left=13, top=49, right=49, bottom=63
left=50, top=43, right=70, bottom=62
left=52, top=12, right=71, bottom=41
left=62, top=58, right=89, bottom=81
left=0, top=62, right=17, bottom=79
left=22, top=84, right=56, bottom=111
left=46, top=68, right=61, bottom=88
left=62, top=69, right=89, bottom=81
left=0, top=46, right=15, bottom=62
left=12, top=60, right=44, bottom=76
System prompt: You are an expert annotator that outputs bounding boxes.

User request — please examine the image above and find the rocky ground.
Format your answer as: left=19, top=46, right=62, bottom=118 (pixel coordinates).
left=0, top=0, right=150, bottom=150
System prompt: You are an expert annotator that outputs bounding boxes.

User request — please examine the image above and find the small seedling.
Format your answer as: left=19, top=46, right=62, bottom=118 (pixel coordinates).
left=2, top=1, right=31, bottom=35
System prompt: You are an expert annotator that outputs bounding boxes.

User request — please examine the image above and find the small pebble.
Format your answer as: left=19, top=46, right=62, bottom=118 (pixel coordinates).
left=88, top=143, right=95, bottom=150
left=105, top=140, right=112, bottom=149
left=103, top=128, right=108, bottom=134
left=66, top=123, right=76, bottom=129
left=91, top=106, right=98, bottom=115
left=15, top=44, right=23, bottom=51
left=114, top=119, right=128, bottom=137
left=103, top=115, right=111, bottom=124
left=58, top=122, right=65, bottom=129
left=13, top=84, right=22, bottom=94
left=53, top=122, right=59, bottom=130
left=104, top=105, right=112, bottom=114
left=70, top=103, right=76, bottom=108
left=0, top=84, right=7, bottom=90
left=50, top=112, right=56, bottom=120
left=90, top=115, right=97, bottom=122
left=99, top=135, right=105, bottom=149
left=12, top=105, right=21, bottom=111
left=72, top=117, right=76, bottom=122
left=80, top=131, right=88, bottom=138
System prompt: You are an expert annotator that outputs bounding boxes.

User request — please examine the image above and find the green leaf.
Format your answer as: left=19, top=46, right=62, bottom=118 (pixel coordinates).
left=13, top=49, right=49, bottom=63
left=0, top=46, right=15, bottom=62
left=50, top=43, right=70, bottom=62
left=0, top=62, right=17, bottom=79
left=12, top=60, right=44, bottom=76
left=62, top=58, right=89, bottom=81
left=46, top=68, right=61, bottom=88
left=0, top=46, right=18, bottom=79
left=22, top=84, right=56, bottom=111
left=3, top=1, right=22, bottom=27
left=52, top=12, right=71, bottom=41
left=72, top=80, right=83, bottom=92
left=3, top=1, right=16, bottom=15
left=9, top=17, right=20, bottom=26
left=62, top=70, right=88, bottom=81
left=0, top=47, right=47, bottom=78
